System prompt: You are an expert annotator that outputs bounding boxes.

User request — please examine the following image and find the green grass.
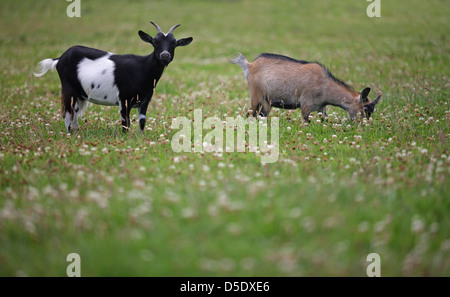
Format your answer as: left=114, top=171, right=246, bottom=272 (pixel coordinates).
left=0, top=0, right=449, bottom=276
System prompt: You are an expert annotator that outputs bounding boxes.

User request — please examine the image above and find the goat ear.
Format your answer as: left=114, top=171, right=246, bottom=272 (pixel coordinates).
left=360, top=87, right=371, bottom=103
left=363, top=95, right=381, bottom=118
left=176, top=37, right=193, bottom=47
left=138, top=30, right=154, bottom=45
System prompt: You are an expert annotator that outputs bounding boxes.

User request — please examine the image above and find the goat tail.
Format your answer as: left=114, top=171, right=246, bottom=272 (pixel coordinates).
left=34, top=58, right=59, bottom=77
left=230, top=53, right=249, bottom=78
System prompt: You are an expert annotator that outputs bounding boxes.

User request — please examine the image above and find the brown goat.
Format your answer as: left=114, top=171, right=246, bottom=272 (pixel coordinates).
left=231, top=53, right=381, bottom=122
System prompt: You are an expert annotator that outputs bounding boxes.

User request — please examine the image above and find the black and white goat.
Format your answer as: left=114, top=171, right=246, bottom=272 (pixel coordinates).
left=34, top=21, right=193, bottom=132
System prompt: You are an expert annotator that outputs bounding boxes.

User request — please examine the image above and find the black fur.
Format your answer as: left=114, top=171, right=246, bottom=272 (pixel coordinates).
left=258, top=53, right=310, bottom=65
left=322, top=65, right=353, bottom=91
left=270, top=99, right=300, bottom=109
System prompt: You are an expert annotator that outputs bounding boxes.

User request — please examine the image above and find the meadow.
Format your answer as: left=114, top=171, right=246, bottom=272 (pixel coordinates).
left=0, top=0, right=449, bottom=276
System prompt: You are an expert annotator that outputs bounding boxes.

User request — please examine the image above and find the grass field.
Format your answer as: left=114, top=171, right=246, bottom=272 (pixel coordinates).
left=0, top=0, right=449, bottom=276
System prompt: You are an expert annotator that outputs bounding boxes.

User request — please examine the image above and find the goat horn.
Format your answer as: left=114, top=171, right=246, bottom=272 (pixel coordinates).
left=168, top=24, right=181, bottom=35
left=150, top=21, right=163, bottom=34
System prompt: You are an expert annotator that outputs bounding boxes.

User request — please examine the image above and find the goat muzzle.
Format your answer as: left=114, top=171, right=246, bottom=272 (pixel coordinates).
left=160, top=51, right=172, bottom=65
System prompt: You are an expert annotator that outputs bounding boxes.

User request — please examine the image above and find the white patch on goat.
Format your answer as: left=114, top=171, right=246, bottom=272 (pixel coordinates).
left=72, top=100, right=89, bottom=129
left=118, top=101, right=126, bottom=122
left=71, top=101, right=80, bottom=129
left=64, top=111, right=72, bottom=132
left=138, top=114, right=146, bottom=122
left=77, top=54, right=120, bottom=106
left=77, top=99, right=89, bottom=118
